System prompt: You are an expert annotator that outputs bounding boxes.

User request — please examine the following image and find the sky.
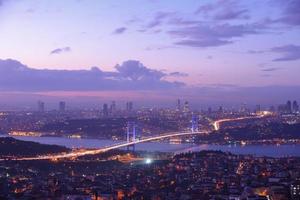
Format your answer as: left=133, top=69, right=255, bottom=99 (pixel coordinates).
left=0, top=0, right=300, bottom=109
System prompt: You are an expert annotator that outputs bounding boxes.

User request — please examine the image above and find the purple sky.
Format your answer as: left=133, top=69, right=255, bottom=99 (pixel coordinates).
left=0, top=0, right=300, bottom=109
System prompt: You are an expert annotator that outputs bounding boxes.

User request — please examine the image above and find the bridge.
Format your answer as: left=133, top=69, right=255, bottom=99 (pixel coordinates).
left=7, top=131, right=207, bottom=161
left=1, top=114, right=266, bottom=161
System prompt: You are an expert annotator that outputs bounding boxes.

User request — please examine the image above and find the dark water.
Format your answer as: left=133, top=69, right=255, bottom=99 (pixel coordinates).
left=2, top=135, right=300, bottom=157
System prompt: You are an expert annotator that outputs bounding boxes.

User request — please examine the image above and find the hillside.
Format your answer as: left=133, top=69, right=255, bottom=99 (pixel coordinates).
left=0, top=137, right=70, bottom=158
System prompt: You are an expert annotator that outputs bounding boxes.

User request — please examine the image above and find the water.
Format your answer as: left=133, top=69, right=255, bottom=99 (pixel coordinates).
left=2, top=135, right=300, bottom=157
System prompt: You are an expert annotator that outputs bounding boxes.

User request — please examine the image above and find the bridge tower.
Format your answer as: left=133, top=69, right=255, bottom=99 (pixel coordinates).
left=191, top=114, right=198, bottom=133
left=126, top=121, right=137, bottom=151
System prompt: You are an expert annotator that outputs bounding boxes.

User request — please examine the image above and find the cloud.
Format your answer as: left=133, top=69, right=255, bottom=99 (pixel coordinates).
left=168, top=23, right=262, bottom=48
left=115, top=60, right=165, bottom=81
left=195, top=0, right=249, bottom=20
left=195, top=3, right=215, bottom=14
left=271, top=44, right=300, bottom=62
left=261, top=67, right=279, bottom=72
left=146, top=12, right=174, bottom=28
left=204, top=83, right=238, bottom=89
left=136, top=2, right=273, bottom=48
left=168, top=72, right=188, bottom=77
left=112, top=27, right=127, bottom=34
left=0, top=59, right=185, bottom=92
left=247, top=50, right=265, bottom=54
left=50, top=47, right=71, bottom=55
left=175, top=39, right=231, bottom=48
left=276, top=0, right=300, bottom=26
left=214, top=8, right=248, bottom=21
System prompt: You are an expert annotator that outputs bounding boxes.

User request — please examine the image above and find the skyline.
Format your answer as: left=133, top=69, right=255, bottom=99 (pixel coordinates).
left=0, top=0, right=300, bottom=107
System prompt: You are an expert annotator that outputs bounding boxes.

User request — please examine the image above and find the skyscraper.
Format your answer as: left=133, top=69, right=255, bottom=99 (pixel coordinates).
left=59, top=101, right=66, bottom=112
left=293, top=100, right=299, bottom=113
left=240, top=103, right=247, bottom=113
left=38, top=101, right=45, bottom=112
left=218, top=106, right=223, bottom=114
left=103, top=103, right=109, bottom=117
left=110, top=101, right=116, bottom=114
left=176, top=99, right=181, bottom=111
left=126, top=101, right=133, bottom=112
left=183, top=101, right=189, bottom=112
left=286, top=100, right=292, bottom=113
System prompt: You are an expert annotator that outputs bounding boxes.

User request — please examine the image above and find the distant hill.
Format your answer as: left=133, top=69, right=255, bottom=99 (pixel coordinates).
left=0, top=137, right=70, bottom=158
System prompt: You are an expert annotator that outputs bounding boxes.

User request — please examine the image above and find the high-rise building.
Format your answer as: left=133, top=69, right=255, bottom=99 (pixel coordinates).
left=59, top=101, right=66, bottom=112
left=38, top=101, right=45, bottom=112
left=176, top=99, right=181, bottom=111
left=286, top=100, right=292, bottom=113
left=183, top=101, right=189, bottom=112
left=292, top=100, right=299, bottom=113
left=110, top=101, right=116, bottom=114
left=218, top=106, right=223, bottom=114
left=103, top=103, right=109, bottom=117
left=126, top=101, right=133, bottom=112
left=240, top=103, right=247, bottom=113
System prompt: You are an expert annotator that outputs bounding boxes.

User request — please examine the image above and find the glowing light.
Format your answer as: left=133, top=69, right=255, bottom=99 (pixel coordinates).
left=145, top=158, right=152, bottom=164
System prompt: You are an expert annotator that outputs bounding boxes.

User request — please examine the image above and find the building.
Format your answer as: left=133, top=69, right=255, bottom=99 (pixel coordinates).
left=218, top=106, right=223, bottom=114
left=255, top=105, right=261, bottom=113
left=292, top=100, right=299, bottom=113
left=37, top=101, right=45, bottom=112
left=240, top=103, right=247, bottom=113
left=103, top=103, right=109, bottom=117
left=59, top=101, right=66, bottom=112
left=176, top=99, right=181, bottom=111
left=110, top=101, right=116, bottom=114
left=278, top=101, right=295, bottom=114
left=126, top=101, right=133, bottom=112
left=183, top=101, right=189, bottom=112
left=286, top=100, right=292, bottom=113
left=291, top=180, right=300, bottom=199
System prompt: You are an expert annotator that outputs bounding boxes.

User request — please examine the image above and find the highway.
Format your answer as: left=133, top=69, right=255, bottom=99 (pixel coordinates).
left=1, top=114, right=266, bottom=161
left=213, top=114, right=265, bottom=131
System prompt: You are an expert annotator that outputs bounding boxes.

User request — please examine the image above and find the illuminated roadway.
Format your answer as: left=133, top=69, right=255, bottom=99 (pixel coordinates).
left=213, top=114, right=265, bottom=131
left=1, top=114, right=267, bottom=161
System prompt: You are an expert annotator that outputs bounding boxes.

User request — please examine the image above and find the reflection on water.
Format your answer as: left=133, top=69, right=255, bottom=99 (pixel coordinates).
left=2, top=135, right=300, bottom=157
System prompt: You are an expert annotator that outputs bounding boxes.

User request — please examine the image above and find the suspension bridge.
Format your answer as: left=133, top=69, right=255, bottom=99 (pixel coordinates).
left=1, top=114, right=265, bottom=161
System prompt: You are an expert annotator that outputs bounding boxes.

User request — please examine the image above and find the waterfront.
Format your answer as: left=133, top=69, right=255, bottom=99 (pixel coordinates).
left=2, top=135, right=300, bottom=157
